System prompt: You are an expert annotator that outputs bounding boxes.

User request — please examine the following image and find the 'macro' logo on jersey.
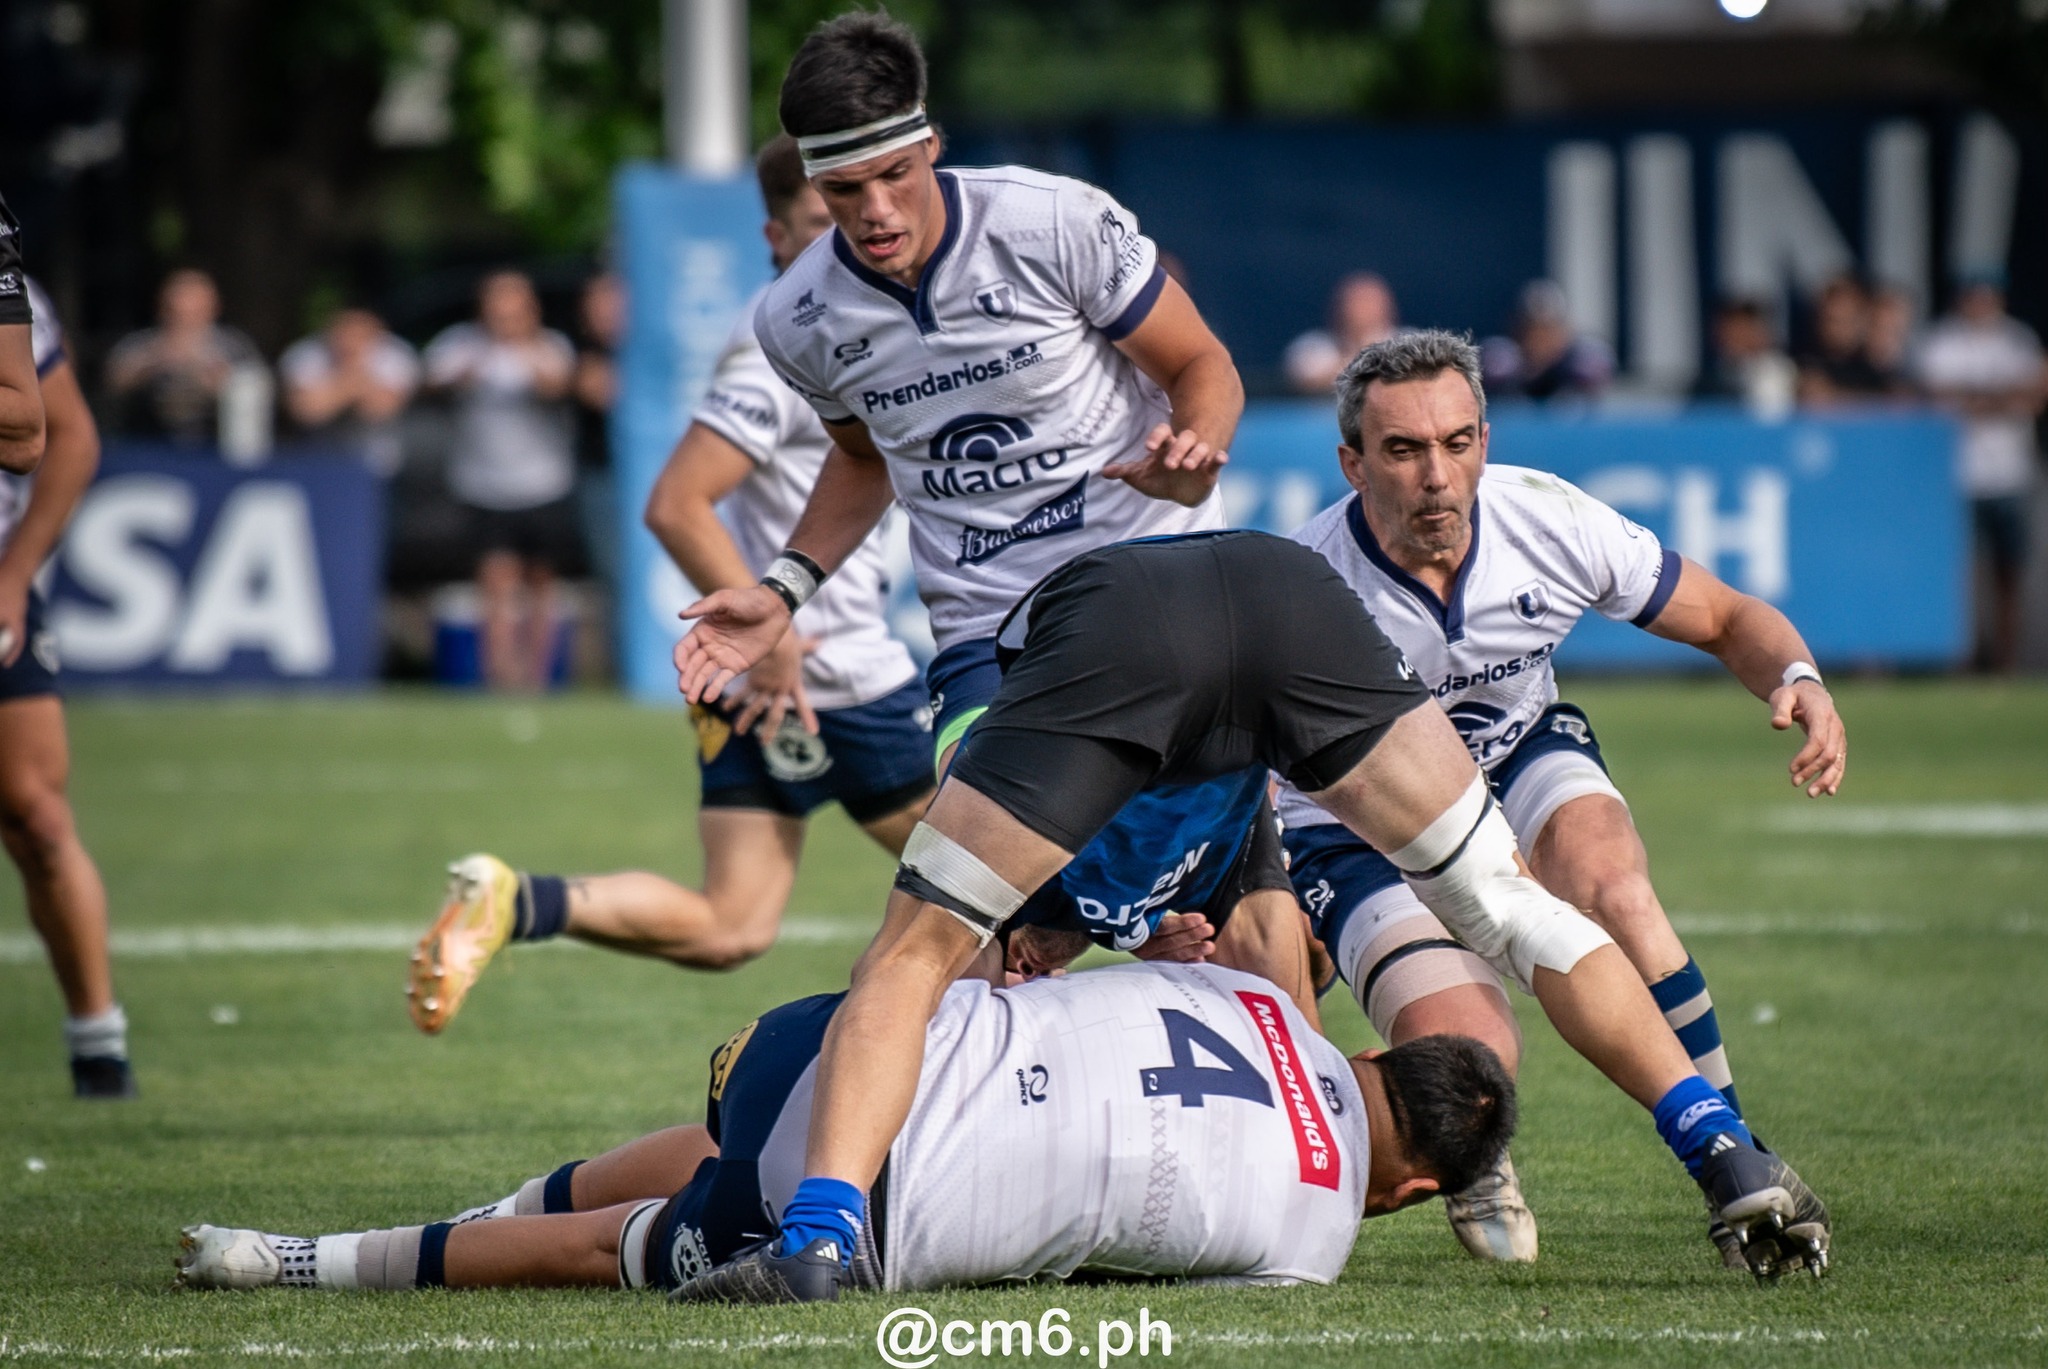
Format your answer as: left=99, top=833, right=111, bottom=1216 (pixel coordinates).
left=1237, top=991, right=1341, bottom=1190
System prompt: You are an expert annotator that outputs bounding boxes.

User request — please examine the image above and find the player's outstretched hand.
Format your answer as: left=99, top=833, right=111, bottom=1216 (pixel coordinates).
left=1772, top=679, right=1846, bottom=798
left=1101, top=423, right=1227, bottom=507
left=732, top=629, right=821, bottom=738
left=674, top=584, right=793, bottom=708
left=1132, top=911, right=1216, bottom=964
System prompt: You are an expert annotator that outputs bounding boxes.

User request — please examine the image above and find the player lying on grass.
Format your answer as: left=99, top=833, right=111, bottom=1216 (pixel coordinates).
left=1266, top=331, right=1841, bottom=1267
left=405, top=135, right=935, bottom=1034
left=178, top=962, right=1513, bottom=1294
left=675, top=532, right=1833, bottom=1303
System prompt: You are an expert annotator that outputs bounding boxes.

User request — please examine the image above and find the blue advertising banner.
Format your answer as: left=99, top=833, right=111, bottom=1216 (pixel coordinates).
left=613, top=164, right=773, bottom=704
left=47, top=446, right=384, bottom=686
left=1219, top=405, right=1967, bottom=670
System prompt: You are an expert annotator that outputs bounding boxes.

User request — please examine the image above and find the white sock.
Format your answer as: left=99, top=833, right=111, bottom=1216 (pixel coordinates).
left=64, top=1005, right=128, bottom=1061
left=444, top=1191, right=524, bottom=1226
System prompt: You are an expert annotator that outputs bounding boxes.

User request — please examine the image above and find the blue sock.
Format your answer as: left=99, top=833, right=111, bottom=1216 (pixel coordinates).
left=541, top=1160, right=582, bottom=1213
left=1654, top=1075, right=1755, bottom=1177
left=1649, top=957, right=1740, bottom=1116
left=415, top=1222, right=453, bottom=1288
left=775, top=1177, right=865, bottom=1267
left=515, top=875, right=569, bottom=942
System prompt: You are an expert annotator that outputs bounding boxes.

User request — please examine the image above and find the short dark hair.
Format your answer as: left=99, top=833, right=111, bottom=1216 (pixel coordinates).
left=1335, top=328, right=1487, bottom=449
left=1375, top=1034, right=1516, bottom=1198
left=778, top=10, right=927, bottom=139
left=755, top=134, right=809, bottom=221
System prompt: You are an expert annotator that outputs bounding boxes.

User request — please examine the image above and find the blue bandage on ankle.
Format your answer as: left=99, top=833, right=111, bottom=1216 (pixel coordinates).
left=1654, top=1075, right=1754, bottom=1177
left=775, top=1177, right=865, bottom=1267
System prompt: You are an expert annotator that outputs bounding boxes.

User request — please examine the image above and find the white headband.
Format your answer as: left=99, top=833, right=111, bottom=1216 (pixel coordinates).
left=798, top=105, right=932, bottom=177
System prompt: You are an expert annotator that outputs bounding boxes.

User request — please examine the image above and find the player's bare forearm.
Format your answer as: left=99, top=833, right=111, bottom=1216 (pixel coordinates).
left=644, top=424, right=760, bottom=594
left=0, top=361, right=95, bottom=581
left=0, top=326, right=44, bottom=474
left=785, top=434, right=895, bottom=575
left=1649, top=558, right=1845, bottom=795
left=1106, top=280, right=1242, bottom=505
left=1164, top=347, right=1245, bottom=458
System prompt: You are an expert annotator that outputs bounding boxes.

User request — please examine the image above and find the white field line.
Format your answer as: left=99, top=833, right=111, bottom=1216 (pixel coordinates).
left=1, top=1326, right=2043, bottom=1360
left=0, top=918, right=869, bottom=965
left=1760, top=802, right=2048, bottom=837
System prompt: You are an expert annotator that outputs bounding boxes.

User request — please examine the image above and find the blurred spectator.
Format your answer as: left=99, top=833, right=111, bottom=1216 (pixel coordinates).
left=1285, top=272, right=1400, bottom=395
left=1694, top=296, right=1797, bottom=418
left=424, top=270, right=579, bottom=691
left=1795, top=275, right=1895, bottom=406
left=279, top=307, right=419, bottom=476
left=105, top=268, right=264, bottom=445
left=1864, top=284, right=1918, bottom=392
left=572, top=272, right=624, bottom=585
left=1915, top=274, right=2047, bottom=674
left=1481, top=280, right=1613, bottom=403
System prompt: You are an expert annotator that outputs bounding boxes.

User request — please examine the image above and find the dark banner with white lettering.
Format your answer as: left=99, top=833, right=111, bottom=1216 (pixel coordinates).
left=47, top=447, right=384, bottom=686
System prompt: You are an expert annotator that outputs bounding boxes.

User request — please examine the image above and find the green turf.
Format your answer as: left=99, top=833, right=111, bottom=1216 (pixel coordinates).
left=2, top=680, right=2045, bottom=1367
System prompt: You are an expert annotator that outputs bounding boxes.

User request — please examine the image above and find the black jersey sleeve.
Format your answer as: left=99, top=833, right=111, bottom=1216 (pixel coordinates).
left=0, top=194, right=31, bottom=327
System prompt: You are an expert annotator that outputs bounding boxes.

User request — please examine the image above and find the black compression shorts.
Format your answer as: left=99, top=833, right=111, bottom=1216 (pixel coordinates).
left=948, top=530, right=1430, bottom=852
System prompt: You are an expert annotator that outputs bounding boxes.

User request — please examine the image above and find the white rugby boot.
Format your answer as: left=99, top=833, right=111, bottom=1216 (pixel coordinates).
left=175, top=1225, right=285, bottom=1290
left=1444, top=1152, right=1539, bottom=1263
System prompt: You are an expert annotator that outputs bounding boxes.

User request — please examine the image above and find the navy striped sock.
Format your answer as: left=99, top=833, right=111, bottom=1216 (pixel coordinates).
left=414, top=1222, right=453, bottom=1288
left=542, top=1160, right=582, bottom=1213
left=1650, top=957, right=1740, bottom=1117
left=514, top=875, right=569, bottom=942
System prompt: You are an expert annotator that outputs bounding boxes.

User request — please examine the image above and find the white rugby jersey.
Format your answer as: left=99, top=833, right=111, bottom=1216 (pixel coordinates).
left=1278, top=464, right=1678, bottom=832
left=690, top=286, right=918, bottom=711
left=0, top=277, right=65, bottom=550
left=754, top=964, right=1369, bottom=1290
left=753, top=165, right=1225, bottom=650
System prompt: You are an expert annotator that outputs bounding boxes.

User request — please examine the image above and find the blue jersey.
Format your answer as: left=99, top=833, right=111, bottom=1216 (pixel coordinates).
left=1016, top=767, right=1268, bottom=950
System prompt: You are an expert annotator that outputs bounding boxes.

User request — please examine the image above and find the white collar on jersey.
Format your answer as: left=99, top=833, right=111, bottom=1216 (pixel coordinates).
left=798, top=105, right=932, bottom=177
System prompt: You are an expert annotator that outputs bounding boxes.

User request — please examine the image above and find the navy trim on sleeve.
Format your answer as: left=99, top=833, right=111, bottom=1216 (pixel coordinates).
left=35, top=343, right=65, bottom=378
left=1630, top=547, right=1684, bottom=628
left=1099, top=263, right=1167, bottom=342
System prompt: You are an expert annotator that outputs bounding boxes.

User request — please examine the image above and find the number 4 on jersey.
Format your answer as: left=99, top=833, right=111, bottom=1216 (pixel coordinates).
left=1139, top=1010, right=1275, bottom=1108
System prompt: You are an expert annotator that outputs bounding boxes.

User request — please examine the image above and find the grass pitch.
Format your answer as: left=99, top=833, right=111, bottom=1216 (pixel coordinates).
left=2, top=680, right=2045, bottom=1368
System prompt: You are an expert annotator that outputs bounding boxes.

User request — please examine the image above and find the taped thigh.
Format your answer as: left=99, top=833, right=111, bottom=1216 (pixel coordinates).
left=1497, top=749, right=1626, bottom=857
left=1335, top=886, right=1507, bottom=1041
left=894, top=821, right=1029, bottom=947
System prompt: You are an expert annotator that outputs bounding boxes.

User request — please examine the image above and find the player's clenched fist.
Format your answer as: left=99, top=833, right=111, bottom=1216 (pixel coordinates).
left=673, top=584, right=793, bottom=709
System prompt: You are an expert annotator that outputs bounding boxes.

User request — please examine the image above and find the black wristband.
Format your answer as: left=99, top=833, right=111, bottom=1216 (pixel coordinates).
left=759, top=576, right=802, bottom=616
left=781, top=548, right=827, bottom=586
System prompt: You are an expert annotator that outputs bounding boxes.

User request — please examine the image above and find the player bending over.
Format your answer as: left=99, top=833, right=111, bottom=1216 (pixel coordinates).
left=0, top=273, right=135, bottom=1097
left=674, top=15, right=1326, bottom=1020
left=1276, top=331, right=1838, bottom=1267
left=674, top=530, right=1831, bottom=1304
left=406, top=136, right=934, bottom=1033
left=178, top=963, right=1511, bottom=1293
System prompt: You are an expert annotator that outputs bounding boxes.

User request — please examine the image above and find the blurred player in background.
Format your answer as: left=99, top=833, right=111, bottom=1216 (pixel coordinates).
left=0, top=193, right=45, bottom=473
left=1278, top=330, right=1842, bottom=1265
left=406, top=137, right=933, bottom=1034
left=0, top=268, right=134, bottom=1098
left=182, top=962, right=1514, bottom=1295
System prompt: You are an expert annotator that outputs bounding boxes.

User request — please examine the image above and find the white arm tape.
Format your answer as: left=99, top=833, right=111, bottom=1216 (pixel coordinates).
left=900, top=822, right=1030, bottom=947
left=1781, top=661, right=1824, bottom=691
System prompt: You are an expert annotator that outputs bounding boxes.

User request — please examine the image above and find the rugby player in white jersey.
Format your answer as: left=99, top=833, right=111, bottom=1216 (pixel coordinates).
left=1274, top=330, right=1842, bottom=1267
left=177, top=962, right=1515, bottom=1295
left=676, top=15, right=1323, bottom=1020
left=404, top=136, right=935, bottom=1033
left=0, top=272, right=136, bottom=1097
